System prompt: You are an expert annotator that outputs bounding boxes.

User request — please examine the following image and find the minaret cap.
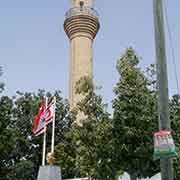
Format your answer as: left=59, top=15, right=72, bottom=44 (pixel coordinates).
left=71, top=0, right=93, bottom=7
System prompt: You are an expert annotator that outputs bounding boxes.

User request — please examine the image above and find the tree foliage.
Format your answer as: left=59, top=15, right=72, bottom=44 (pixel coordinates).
left=112, top=48, right=160, bottom=179
left=169, top=95, right=180, bottom=180
left=0, top=66, right=4, bottom=93
left=0, top=96, right=14, bottom=179
left=0, top=90, right=71, bottom=180
left=56, top=77, right=115, bottom=179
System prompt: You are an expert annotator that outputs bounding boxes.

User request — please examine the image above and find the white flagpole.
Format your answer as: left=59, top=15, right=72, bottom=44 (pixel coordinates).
left=51, top=96, right=56, bottom=153
left=42, top=97, right=48, bottom=166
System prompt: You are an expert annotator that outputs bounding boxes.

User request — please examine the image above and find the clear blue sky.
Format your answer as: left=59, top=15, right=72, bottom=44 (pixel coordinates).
left=0, top=0, right=179, bottom=106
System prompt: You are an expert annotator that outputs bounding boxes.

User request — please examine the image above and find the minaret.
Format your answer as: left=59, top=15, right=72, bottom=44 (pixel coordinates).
left=64, top=0, right=100, bottom=123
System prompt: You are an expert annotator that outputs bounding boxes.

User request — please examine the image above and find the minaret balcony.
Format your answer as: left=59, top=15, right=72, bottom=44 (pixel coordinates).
left=64, top=7, right=100, bottom=40
left=65, top=7, right=99, bottom=21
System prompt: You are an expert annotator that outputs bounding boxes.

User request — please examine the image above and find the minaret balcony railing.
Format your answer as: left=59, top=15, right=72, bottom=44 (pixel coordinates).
left=65, top=7, right=99, bottom=20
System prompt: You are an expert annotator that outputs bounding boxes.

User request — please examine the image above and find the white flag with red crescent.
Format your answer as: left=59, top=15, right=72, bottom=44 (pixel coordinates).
left=44, top=99, right=55, bottom=126
left=33, top=98, right=55, bottom=136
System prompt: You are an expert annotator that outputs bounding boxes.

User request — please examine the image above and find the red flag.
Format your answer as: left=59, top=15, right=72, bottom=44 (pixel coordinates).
left=33, top=101, right=46, bottom=136
left=44, top=99, right=55, bottom=126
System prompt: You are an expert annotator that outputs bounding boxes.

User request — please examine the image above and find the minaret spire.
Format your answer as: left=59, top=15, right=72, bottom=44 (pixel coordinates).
left=64, top=0, right=100, bottom=124
left=71, top=0, right=93, bottom=7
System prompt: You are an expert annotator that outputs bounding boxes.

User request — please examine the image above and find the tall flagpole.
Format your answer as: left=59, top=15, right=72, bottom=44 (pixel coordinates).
left=42, top=97, right=48, bottom=166
left=51, top=96, right=56, bottom=153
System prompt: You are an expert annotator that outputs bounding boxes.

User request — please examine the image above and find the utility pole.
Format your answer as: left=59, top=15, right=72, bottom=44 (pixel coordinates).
left=153, top=0, right=173, bottom=180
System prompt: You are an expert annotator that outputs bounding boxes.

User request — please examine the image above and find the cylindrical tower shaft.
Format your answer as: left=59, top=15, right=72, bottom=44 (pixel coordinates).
left=69, top=36, right=93, bottom=108
left=64, top=0, right=100, bottom=123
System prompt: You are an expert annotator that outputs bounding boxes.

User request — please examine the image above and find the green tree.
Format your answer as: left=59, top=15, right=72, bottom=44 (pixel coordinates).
left=0, top=89, right=72, bottom=180
left=74, top=77, right=115, bottom=179
left=0, top=67, right=15, bottom=178
left=55, top=133, right=77, bottom=179
left=0, top=66, right=4, bottom=93
left=9, top=160, right=34, bottom=180
left=169, top=94, right=180, bottom=180
left=112, top=48, right=159, bottom=180
left=0, top=96, right=14, bottom=179
left=56, top=77, right=115, bottom=179
left=7, top=91, right=46, bottom=180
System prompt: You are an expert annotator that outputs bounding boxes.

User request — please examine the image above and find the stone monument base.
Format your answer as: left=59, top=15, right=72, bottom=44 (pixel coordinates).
left=37, top=166, right=61, bottom=180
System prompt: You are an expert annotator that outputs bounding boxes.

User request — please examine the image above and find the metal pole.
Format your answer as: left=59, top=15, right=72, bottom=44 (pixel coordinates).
left=51, top=96, right=56, bottom=153
left=42, top=126, right=47, bottom=166
left=42, top=97, right=48, bottom=166
left=153, top=0, right=173, bottom=179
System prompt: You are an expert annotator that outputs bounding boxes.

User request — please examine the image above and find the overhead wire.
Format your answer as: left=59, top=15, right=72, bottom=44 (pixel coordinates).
left=163, top=0, right=180, bottom=95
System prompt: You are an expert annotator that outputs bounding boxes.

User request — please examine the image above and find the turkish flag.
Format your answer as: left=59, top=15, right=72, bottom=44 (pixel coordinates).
left=32, top=101, right=46, bottom=136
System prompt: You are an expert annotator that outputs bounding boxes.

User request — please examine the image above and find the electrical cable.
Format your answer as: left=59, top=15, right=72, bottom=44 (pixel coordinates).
left=164, top=0, right=180, bottom=94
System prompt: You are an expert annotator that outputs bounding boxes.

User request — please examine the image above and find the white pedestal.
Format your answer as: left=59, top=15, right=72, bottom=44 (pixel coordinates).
left=37, top=166, right=61, bottom=180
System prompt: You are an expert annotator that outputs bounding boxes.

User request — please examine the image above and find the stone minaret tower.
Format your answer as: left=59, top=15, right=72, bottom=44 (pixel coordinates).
left=64, top=0, right=100, bottom=123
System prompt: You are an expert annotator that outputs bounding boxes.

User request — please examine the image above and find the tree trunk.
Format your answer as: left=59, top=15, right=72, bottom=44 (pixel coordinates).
left=130, top=173, right=137, bottom=180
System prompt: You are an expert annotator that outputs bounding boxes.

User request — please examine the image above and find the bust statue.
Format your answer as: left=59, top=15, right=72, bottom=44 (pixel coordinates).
left=46, top=152, right=56, bottom=165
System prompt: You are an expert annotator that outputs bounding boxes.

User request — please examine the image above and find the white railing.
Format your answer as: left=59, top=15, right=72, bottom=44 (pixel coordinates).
left=65, top=7, right=99, bottom=20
